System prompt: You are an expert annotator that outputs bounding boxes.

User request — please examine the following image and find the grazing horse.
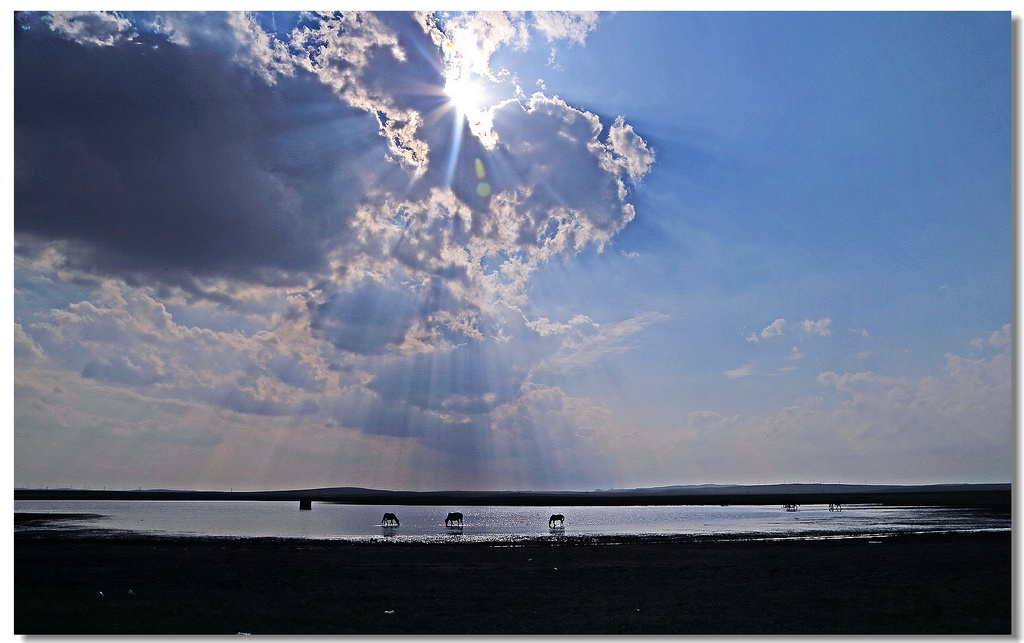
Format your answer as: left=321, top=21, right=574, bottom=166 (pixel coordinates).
left=381, top=512, right=400, bottom=526
left=445, top=512, right=463, bottom=526
left=548, top=514, right=565, bottom=528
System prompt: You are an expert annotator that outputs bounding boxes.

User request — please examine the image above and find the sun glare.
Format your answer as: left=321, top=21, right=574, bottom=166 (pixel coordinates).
left=439, top=32, right=499, bottom=151
left=444, top=71, right=484, bottom=116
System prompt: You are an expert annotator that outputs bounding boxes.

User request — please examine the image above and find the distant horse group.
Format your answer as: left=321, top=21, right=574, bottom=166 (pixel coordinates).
left=829, top=502, right=843, bottom=512
left=378, top=511, right=567, bottom=529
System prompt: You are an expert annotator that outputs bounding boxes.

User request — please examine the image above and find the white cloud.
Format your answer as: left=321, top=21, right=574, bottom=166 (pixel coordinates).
left=724, top=364, right=756, bottom=379
left=969, top=323, right=1011, bottom=352
left=746, top=318, right=786, bottom=342
left=14, top=323, right=47, bottom=365
left=601, top=116, right=656, bottom=182
left=801, top=318, right=832, bottom=337
left=531, top=11, right=599, bottom=44
left=653, top=344, right=1011, bottom=484
left=43, top=11, right=137, bottom=46
left=227, top=12, right=296, bottom=84
left=533, top=311, right=669, bottom=374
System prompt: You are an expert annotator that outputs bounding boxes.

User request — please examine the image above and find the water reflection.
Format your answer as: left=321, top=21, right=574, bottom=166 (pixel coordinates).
left=13, top=500, right=1011, bottom=542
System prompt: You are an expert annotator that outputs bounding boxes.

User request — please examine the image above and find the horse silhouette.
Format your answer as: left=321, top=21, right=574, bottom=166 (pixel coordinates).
left=381, top=512, right=400, bottom=526
left=549, top=514, right=564, bottom=527
left=445, top=512, right=463, bottom=526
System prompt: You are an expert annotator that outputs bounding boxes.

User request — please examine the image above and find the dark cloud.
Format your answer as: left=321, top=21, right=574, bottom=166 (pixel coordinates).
left=81, top=356, right=163, bottom=386
left=15, top=20, right=379, bottom=285
left=14, top=11, right=660, bottom=484
left=311, top=281, right=426, bottom=354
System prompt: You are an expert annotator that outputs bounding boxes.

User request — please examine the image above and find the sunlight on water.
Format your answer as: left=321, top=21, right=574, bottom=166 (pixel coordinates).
left=15, top=500, right=1009, bottom=543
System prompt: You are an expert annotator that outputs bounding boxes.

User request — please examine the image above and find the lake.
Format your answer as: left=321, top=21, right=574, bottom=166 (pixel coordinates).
left=14, top=499, right=1009, bottom=543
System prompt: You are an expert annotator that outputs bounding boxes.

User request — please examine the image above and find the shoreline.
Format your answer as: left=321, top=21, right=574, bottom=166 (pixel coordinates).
left=14, top=509, right=1010, bottom=546
left=15, top=528, right=1010, bottom=634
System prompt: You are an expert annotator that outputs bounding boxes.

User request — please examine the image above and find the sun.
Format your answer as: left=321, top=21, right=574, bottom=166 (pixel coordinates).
left=444, top=69, right=485, bottom=116
left=438, top=33, right=498, bottom=147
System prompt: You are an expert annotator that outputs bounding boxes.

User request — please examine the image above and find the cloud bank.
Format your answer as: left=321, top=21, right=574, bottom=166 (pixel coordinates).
left=15, top=10, right=660, bottom=490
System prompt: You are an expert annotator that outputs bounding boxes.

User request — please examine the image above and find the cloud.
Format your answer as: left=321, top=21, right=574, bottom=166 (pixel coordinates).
left=746, top=318, right=786, bottom=342
left=310, top=281, right=426, bottom=355
left=14, top=323, right=47, bottom=365
left=801, top=318, right=832, bottom=337
left=724, top=364, right=756, bottom=379
left=658, top=340, right=1011, bottom=484
left=14, top=11, right=664, bottom=490
left=531, top=11, right=599, bottom=44
left=969, top=323, right=1010, bottom=352
left=532, top=311, right=670, bottom=374
left=15, top=19, right=377, bottom=290
left=16, top=11, right=652, bottom=334
left=603, top=116, right=656, bottom=182
left=41, top=11, right=137, bottom=46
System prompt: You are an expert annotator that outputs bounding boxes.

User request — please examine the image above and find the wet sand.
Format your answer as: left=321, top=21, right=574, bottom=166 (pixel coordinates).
left=14, top=527, right=1010, bottom=634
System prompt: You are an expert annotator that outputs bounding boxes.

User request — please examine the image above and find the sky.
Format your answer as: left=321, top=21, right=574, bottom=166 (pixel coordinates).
left=12, top=11, right=1011, bottom=492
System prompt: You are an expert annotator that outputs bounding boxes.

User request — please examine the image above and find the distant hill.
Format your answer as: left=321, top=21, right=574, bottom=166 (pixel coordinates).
left=14, top=482, right=1010, bottom=507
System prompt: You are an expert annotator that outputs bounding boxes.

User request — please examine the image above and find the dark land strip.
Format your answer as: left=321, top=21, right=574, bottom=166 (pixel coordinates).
left=15, top=529, right=1010, bottom=634
left=13, top=482, right=1012, bottom=508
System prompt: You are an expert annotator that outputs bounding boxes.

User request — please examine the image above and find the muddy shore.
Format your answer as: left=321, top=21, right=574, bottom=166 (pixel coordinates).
left=14, top=527, right=1010, bottom=634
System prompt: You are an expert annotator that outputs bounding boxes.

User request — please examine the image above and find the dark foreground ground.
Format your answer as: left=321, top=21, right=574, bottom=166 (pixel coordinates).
left=15, top=528, right=1010, bottom=634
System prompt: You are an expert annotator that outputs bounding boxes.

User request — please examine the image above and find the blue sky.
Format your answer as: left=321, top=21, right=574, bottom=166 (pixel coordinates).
left=13, top=11, right=1010, bottom=491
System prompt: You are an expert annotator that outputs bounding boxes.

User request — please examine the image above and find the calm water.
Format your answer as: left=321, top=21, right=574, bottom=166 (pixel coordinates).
left=15, top=500, right=1009, bottom=543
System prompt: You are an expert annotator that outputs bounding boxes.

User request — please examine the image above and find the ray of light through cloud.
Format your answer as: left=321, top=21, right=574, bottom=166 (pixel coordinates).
left=13, top=10, right=1011, bottom=491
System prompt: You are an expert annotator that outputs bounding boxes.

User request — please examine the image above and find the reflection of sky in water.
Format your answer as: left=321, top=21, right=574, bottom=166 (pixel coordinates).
left=15, top=500, right=1009, bottom=543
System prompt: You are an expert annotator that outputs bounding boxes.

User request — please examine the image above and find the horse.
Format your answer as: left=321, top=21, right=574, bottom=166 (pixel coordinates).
left=548, top=514, right=564, bottom=528
left=445, top=512, right=463, bottom=526
left=829, top=502, right=843, bottom=512
left=381, top=512, right=400, bottom=526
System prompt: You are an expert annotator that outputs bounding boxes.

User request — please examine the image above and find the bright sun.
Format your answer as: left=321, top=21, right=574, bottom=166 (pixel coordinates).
left=444, top=70, right=485, bottom=116
left=440, top=35, right=498, bottom=146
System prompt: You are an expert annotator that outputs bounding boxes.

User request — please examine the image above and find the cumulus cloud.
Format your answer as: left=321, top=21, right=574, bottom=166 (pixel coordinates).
left=969, top=323, right=1011, bottom=352
left=531, top=11, right=599, bottom=44
left=16, top=11, right=651, bottom=330
left=603, top=116, right=656, bottom=181
left=661, top=338, right=1011, bottom=483
left=15, top=20, right=377, bottom=290
left=746, top=318, right=786, bottom=342
left=41, top=11, right=137, bottom=46
left=801, top=318, right=832, bottom=337
left=14, top=323, right=46, bottom=364
left=14, top=10, right=664, bottom=490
